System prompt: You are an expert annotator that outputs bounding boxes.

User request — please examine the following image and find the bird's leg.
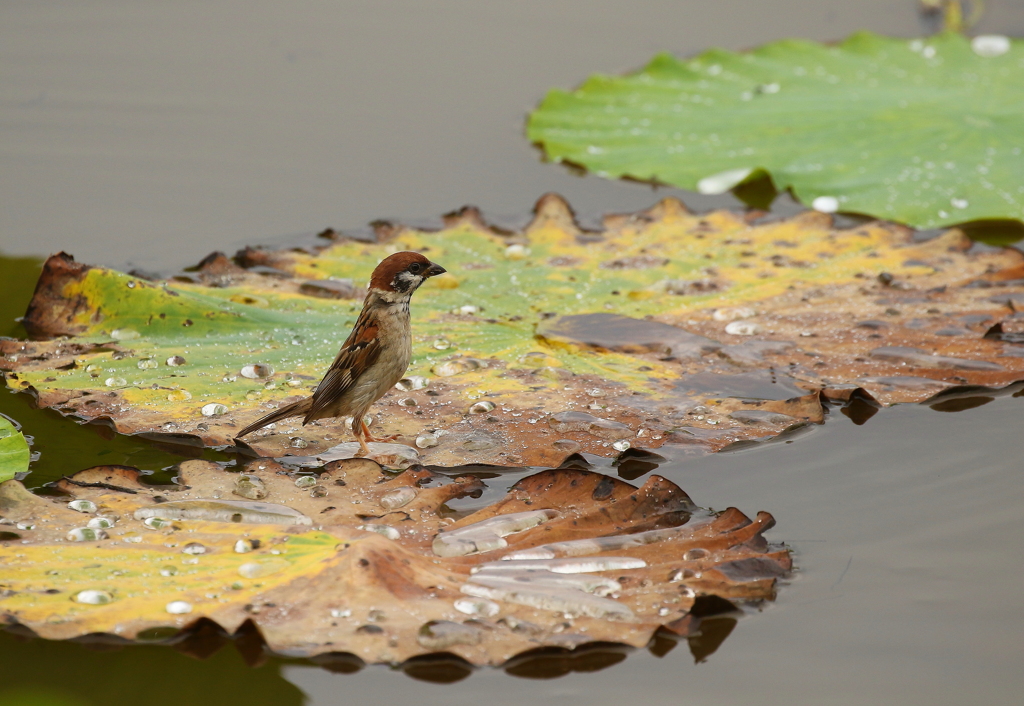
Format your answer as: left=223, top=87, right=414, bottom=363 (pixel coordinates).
left=351, top=416, right=371, bottom=457
left=356, top=433, right=371, bottom=457
left=360, top=418, right=397, bottom=443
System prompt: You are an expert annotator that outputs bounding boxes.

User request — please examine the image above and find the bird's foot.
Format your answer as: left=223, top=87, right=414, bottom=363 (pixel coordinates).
left=356, top=437, right=372, bottom=457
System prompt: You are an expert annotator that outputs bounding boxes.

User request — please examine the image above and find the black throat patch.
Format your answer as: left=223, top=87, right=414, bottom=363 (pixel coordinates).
left=391, top=271, right=421, bottom=294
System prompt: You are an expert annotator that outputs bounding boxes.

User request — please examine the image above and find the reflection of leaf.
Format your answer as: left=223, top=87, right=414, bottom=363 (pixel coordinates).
left=0, top=627, right=306, bottom=704
left=528, top=32, right=1024, bottom=228
left=0, top=460, right=787, bottom=665
left=3, top=196, right=1024, bottom=466
left=0, top=416, right=29, bottom=483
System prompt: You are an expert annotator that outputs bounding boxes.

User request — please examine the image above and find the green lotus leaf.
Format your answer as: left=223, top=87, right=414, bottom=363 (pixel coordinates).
left=527, top=31, right=1024, bottom=229
left=0, top=416, right=30, bottom=483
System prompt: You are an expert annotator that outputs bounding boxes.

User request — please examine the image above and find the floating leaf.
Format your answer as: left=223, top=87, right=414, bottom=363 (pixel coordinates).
left=0, top=416, right=30, bottom=483
left=3, top=196, right=1024, bottom=466
left=527, top=32, right=1024, bottom=229
left=0, top=460, right=787, bottom=665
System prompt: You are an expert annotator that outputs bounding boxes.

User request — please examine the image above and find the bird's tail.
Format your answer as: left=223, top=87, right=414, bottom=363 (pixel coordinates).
left=235, top=398, right=314, bottom=438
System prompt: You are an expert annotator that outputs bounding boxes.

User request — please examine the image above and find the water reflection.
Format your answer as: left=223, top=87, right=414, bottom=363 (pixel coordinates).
left=924, top=381, right=1024, bottom=413
left=839, top=393, right=881, bottom=425
left=0, top=602, right=741, bottom=698
left=0, top=390, right=241, bottom=488
left=0, top=628, right=305, bottom=706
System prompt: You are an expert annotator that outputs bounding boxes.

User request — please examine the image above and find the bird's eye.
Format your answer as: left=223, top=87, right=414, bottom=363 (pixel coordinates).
left=408, top=263, right=422, bottom=274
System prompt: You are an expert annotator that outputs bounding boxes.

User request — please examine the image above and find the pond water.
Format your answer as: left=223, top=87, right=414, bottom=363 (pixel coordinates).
left=2, top=2, right=1024, bottom=705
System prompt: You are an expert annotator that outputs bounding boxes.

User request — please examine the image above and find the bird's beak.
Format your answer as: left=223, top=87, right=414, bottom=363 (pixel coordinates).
left=425, top=262, right=446, bottom=277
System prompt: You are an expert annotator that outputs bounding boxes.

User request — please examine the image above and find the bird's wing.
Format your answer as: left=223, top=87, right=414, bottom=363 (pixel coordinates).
left=304, top=317, right=382, bottom=423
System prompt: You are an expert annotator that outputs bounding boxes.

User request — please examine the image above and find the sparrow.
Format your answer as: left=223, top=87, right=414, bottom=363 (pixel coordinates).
left=236, top=251, right=446, bottom=454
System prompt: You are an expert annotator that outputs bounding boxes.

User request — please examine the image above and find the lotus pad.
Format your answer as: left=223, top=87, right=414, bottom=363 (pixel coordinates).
left=527, top=32, right=1024, bottom=229
left=0, top=460, right=787, bottom=665
left=3, top=195, right=1024, bottom=466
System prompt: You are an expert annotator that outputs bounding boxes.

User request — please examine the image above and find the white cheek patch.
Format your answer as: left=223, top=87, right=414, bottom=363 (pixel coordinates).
left=392, top=271, right=424, bottom=293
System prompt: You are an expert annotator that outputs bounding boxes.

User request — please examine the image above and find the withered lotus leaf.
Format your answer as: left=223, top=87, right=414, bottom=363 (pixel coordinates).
left=0, top=461, right=787, bottom=665
left=3, top=194, right=1024, bottom=466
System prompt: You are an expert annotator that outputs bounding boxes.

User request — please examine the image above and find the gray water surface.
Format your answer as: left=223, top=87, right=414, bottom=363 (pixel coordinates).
left=5, top=0, right=1023, bottom=271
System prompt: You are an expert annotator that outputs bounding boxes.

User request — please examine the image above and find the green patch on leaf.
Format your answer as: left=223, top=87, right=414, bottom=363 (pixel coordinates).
left=527, top=31, right=1024, bottom=229
left=14, top=204, right=864, bottom=426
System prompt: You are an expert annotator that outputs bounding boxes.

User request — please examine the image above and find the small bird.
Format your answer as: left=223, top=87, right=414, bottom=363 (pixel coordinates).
left=236, top=251, right=446, bottom=454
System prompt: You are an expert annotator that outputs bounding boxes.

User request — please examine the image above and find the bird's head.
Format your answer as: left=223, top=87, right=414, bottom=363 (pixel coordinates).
left=369, top=251, right=446, bottom=297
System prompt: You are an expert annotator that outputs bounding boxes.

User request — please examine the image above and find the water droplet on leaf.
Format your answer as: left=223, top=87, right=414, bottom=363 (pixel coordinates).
left=75, top=590, right=113, bottom=605
left=415, top=433, right=438, bottom=449
left=696, top=168, right=753, bottom=195
left=454, top=597, right=500, bottom=617
left=238, top=558, right=290, bottom=579
left=505, top=244, right=530, bottom=260
left=233, top=475, right=268, bottom=500
left=395, top=376, right=430, bottom=391
left=67, top=527, right=107, bottom=542
left=201, top=403, right=228, bottom=417
left=358, top=524, right=400, bottom=540
left=241, top=364, right=274, bottom=379
left=713, top=307, right=757, bottom=322
left=379, top=487, right=417, bottom=510
left=725, top=321, right=762, bottom=336
left=972, top=35, right=1011, bottom=58
left=812, top=195, right=840, bottom=213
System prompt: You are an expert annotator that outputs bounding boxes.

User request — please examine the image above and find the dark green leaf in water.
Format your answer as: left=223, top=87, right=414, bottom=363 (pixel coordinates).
left=0, top=416, right=30, bottom=482
left=527, top=32, right=1024, bottom=229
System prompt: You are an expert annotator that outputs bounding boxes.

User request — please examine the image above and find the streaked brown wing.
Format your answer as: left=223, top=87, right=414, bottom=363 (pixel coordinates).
left=304, top=317, right=381, bottom=422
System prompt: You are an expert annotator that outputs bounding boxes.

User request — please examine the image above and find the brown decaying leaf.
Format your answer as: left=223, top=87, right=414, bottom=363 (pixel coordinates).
left=3, top=195, right=1024, bottom=467
left=0, top=460, right=786, bottom=666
